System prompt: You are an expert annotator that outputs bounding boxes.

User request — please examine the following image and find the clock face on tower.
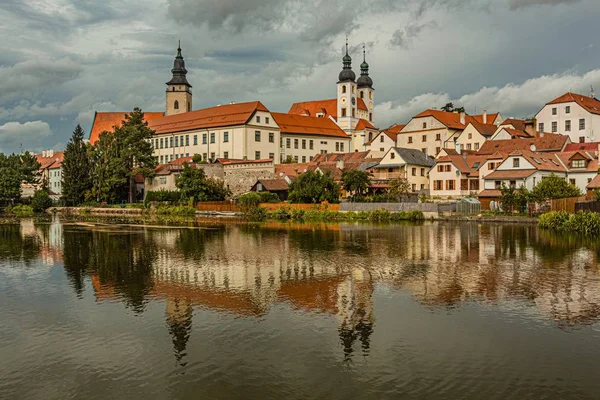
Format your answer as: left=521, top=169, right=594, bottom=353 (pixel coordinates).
left=352, top=97, right=356, bottom=106
left=340, top=97, right=346, bottom=104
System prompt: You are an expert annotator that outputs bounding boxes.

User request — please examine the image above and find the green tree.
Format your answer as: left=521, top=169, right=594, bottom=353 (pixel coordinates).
left=0, top=152, right=40, bottom=203
left=31, top=187, right=53, bottom=213
left=288, top=171, right=341, bottom=203
left=89, top=108, right=157, bottom=203
left=499, top=183, right=529, bottom=214
left=175, top=163, right=231, bottom=202
left=440, top=102, right=465, bottom=113
left=341, top=170, right=371, bottom=200
left=387, top=178, right=411, bottom=201
left=530, top=174, right=582, bottom=201
left=281, top=155, right=295, bottom=164
left=117, top=108, right=157, bottom=202
left=62, top=125, right=92, bottom=205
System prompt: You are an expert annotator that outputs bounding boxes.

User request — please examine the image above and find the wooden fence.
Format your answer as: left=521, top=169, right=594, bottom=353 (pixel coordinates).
left=575, top=201, right=600, bottom=213
left=550, top=196, right=587, bottom=213
left=195, top=201, right=241, bottom=212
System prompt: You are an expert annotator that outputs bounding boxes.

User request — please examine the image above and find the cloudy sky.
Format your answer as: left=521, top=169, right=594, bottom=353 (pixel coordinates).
left=0, top=0, right=599, bottom=153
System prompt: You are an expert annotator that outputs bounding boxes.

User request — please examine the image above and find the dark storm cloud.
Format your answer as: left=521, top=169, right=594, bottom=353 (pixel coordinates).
left=390, top=21, right=438, bottom=49
left=508, top=0, right=580, bottom=10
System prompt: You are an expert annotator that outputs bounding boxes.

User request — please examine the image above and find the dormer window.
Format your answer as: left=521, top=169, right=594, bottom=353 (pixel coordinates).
left=572, top=159, right=586, bottom=168
left=513, top=158, right=520, bottom=168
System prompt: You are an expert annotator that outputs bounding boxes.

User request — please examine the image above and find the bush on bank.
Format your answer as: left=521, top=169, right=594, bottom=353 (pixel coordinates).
left=3, top=205, right=34, bottom=217
left=539, top=211, right=600, bottom=235
left=256, top=207, right=425, bottom=222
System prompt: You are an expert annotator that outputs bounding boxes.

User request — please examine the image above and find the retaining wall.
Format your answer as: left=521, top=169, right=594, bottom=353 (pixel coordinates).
left=340, top=203, right=438, bottom=213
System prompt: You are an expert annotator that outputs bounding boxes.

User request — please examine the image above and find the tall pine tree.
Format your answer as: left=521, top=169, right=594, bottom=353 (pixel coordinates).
left=62, top=125, right=92, bottom=205
left=89, top=108, right=157, bottom=203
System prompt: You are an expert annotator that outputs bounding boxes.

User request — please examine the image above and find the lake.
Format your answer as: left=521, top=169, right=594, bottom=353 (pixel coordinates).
left=1, top=217, right=600, bottom=399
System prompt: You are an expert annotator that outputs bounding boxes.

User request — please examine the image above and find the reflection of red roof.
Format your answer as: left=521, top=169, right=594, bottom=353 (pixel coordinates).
left=271, top=112, right=348, bottom=138
left=547, top=92, right=600, bottom=115
left=278, top=278, right=343, bottom=314
left=148, top=101, right=268, bottom=135
left=89, top=112, right=164, bottom=144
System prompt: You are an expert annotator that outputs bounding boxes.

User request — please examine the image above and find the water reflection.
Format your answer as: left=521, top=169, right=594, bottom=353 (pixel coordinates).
left=5, top=218, right=600, bottom=357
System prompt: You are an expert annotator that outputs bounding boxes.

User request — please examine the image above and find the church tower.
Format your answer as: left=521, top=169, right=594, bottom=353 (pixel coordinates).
left=357, top=45, right=374, bottom=123
left=337, top=38, right=358, bottom=131
left=166, top=41, right=192, bottom=116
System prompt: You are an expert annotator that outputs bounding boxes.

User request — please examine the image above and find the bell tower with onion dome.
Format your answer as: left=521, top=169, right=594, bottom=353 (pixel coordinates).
left=337, top=37, right=358, bottom=132
left=166, top=41, right=193, bottom=116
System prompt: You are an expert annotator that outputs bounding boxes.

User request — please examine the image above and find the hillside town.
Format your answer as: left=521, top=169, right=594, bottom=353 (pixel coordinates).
left=12, top=42, right=600, bottom=209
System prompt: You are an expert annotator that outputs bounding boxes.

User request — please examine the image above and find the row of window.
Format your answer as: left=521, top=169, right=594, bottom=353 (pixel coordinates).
left=280, top=155, right=315, bottom=163
left=551, top=106, right=571, bottom=115
left=539, top=119, right=585, bottom=133
left=459, top=143, right=480, bottom=151
left=254, top=131, right=275, bottom=143
left=153, top=131, right=278, bottom=149
left=158, top=153, right=191, bottom=164
left=255, top=116, right=270, bottom=124
left=432, top=180, right=456, bottom=191
left=407, top=133, right=442, bottom=144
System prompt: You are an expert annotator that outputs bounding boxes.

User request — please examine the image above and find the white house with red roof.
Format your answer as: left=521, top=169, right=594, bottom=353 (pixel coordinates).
left=396, top=109, right=502, bottom=157
left=535, top=92, right=600, bottom=143
left=365, top=124, right=405, bottom=158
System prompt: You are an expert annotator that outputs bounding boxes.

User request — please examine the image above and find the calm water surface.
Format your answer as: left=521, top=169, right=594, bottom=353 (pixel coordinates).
left=1, top=218, right=600, bottom=399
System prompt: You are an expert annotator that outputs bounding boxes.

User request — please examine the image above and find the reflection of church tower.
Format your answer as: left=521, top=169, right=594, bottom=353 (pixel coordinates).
left=165, top=298, right=193, bottom=366
left=337, top=269, right=375, bottom=360
left=166, top=41, right=192, bottom=116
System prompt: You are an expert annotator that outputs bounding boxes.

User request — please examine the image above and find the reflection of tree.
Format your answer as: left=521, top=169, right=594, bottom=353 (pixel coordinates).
left=62, top=229, right=92, bottom=297
left=165, top=298, right=193, bottom=366
left=0, top=224, right=41, bottom=264
left=89, top=231, right=157, bottom=314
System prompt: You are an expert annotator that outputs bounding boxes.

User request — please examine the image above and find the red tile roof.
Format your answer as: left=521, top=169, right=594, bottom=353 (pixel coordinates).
left=485, top=169, right=537, bottom=179
left=472, top=113, right=500, bottom=124
left=478, top=189, right=502, bottom=198
left=355, top=118, right=377, bottom=131
left=255, top=178, right=289, bottom=191
left=554, top=151, right=598, bottom=172
left=499, top=118, right=527, bottom=131
left=271, top=112, right=348, bottom=138
left=36, top=151, right=64, bottom=170
left=148, top=101, right=268, bottom=135
left=288, top=98, right=368, bottom=120
left=547, top=92, right=600, bottom=115
left=275, top=163, right=314, bottom=178
left=89, top=112, right=164, bottom=144
left=587, top=175, right=600, bottom=189
left=411, top=109, right=487, bottom=130
left=311, top=151, right=370, bottom=163
left=503, top=128, right=533, bottom=138
left=468, top=121, right=498, bottom=138
left=564, top=142, right=600, bottom=152
left=478, top=134, right=569, bottom=155
left=215, top=158, right=273, bottom=165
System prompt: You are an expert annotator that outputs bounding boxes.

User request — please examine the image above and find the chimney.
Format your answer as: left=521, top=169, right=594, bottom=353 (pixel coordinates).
left=524, top=119, right=536, bottom=137
left=47, top=149, right=53, bottom=158
left=482, top=109, right=487, bottom=124
left=460, top=112, right=466, bottom=125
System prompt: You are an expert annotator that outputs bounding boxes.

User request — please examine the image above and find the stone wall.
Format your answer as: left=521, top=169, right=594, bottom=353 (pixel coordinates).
left=199, top=163, right=275, bottom=197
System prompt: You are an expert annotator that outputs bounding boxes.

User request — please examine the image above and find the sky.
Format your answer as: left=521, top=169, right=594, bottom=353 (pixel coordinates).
left=0, top=0, right=599, bottom=154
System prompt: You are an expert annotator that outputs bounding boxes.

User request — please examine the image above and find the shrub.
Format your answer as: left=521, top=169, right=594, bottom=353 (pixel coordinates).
left=238, top=193, right=262, bottom=212
left=145, top=190, right=182, bottom=203
left=5, top=204, right=34, bottom=217
left=257, top=192, right=281, bottom=203
left=247, top=206, right=267, bottom=221
left=154, top=205, right=196, bottom=216
left=539, top=211, right=600, bottom=235
left=31, top=189, right=53, bottom=213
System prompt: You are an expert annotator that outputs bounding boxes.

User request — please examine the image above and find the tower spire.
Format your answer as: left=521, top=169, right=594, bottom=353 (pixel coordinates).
left=345, top=35, right=349, bottom=55
left=363, top=44, right=366, bottom=63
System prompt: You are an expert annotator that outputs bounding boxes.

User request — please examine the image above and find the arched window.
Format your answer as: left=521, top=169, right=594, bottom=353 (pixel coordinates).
left=342, top=86, right=347, bottom=94
left=174, top=100, right=179, bottom=110
left=360, top=91, right=364, bottom=99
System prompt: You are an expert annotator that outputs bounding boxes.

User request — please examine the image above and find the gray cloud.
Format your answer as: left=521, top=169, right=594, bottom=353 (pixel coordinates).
left=0, top=59, right=82, bottom=102
left=508, top=0, right=580, bottom=10
left=0, top=121, right=52, bottom=154
left=390, top=21, right=438, bottom=49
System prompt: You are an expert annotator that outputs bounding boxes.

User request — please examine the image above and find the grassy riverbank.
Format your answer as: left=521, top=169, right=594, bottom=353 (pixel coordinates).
left=249, top=207, right=425, bottom=222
